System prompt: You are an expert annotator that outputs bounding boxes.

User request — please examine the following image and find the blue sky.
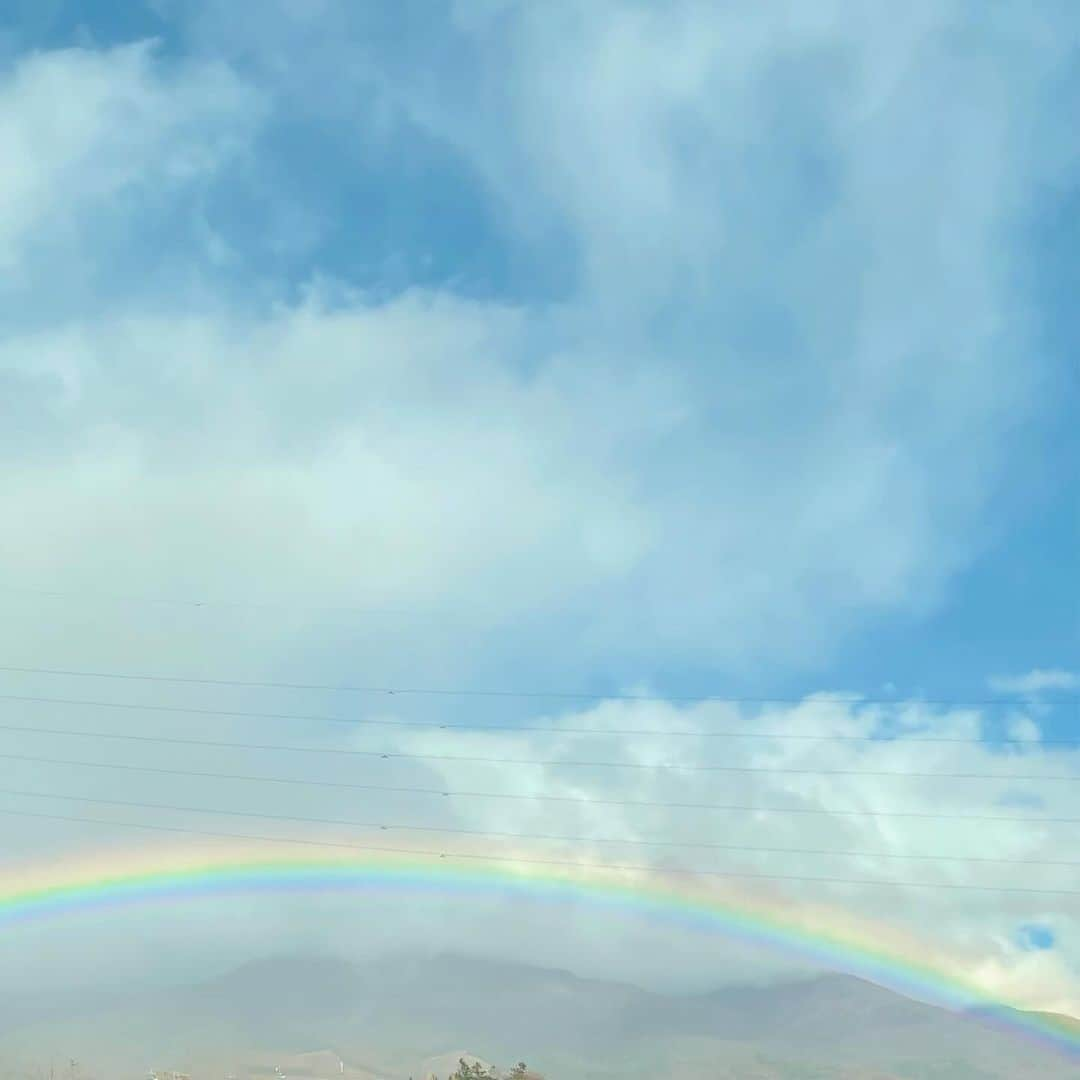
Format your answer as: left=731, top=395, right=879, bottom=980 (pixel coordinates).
left=0, top=0, right=1078, bottom=1006
left=1019, top=924, right=1057, bottom=953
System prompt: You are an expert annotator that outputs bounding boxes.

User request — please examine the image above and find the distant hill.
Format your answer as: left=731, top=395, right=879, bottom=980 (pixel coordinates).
left=0, top=952, right=1075, bottom=1079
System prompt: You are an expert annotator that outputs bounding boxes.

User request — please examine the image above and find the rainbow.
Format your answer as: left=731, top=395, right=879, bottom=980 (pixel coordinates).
left=2, top=839, right=1078, bottom=1061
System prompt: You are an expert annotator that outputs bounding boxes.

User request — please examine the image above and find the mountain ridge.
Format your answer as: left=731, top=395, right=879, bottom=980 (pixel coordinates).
left=0, top=952, right=1075, bottom=1079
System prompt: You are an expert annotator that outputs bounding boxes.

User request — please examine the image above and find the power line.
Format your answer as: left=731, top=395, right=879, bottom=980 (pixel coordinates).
left=1, top=785, right=1076, bottom=868
left=3, top=803, right=1079, bottom=896
left=0, top=664, right=1073, bottom=709
left=0, top=741, right=1074, bottom=781
left=2, top=692, right=1075, bottom=746
left=1, top=752, right=1076, bottom=822
left=0, top=585, right=421, bottom=617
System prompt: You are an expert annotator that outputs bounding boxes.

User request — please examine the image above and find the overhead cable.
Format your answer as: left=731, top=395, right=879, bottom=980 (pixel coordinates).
left=0, top=742, right=1074, bottom=781
left=0, top=664, right=1073, bottom=709
left=0, top=786, right=1075, bottom=868
left=0, top=692, right=1073, bottom=745
left=3, top=804, right=1079, bottom=896
left=0, top=753, right=1075, bottom=822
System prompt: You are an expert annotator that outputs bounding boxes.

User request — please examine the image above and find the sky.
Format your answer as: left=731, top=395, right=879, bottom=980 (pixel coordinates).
left=0, top=0, right=1078, bottom=1019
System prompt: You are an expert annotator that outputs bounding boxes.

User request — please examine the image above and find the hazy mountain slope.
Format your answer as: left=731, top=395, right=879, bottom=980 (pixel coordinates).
left=0, top=953, right=1075, bottom=1080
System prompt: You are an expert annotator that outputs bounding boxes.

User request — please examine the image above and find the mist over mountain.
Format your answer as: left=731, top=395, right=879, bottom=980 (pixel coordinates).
left=0, top=953, right=1074, bottom=1079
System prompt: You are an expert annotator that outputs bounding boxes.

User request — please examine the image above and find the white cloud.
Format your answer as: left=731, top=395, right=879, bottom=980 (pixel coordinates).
left=0, top=293, right=670, bottom=690
left=0, top=41, right=260, bottom=282
left=2, top=691, right=1078, bottom=1012
left=990, top=671, right=1080, bottom=696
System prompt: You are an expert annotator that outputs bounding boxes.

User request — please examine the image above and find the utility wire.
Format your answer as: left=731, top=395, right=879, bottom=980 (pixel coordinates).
left=0, top=730, right=1075, bottom=781
left=3, top=804, right=1079, bottom=896
left=0, top=664, right=1073, bottom=709
left=1, top=692, right=1074, bottom=746
left=0, top=585, right=419, bottom=617
left=1, top=753, right=1076, bottom=822
left=0, top=742, right=1074, bottom=781
left=0, top=786, right=1076, bottom=868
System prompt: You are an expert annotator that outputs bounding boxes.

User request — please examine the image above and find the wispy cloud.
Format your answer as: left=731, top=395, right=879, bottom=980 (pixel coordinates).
left=989, top=671, right=1080, bottom=695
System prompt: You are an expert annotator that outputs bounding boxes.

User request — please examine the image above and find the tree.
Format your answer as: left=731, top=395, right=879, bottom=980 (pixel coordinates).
left=448, top=1060, right=497, bottom=1080
left=445, top=1057, right=539, bottom=1080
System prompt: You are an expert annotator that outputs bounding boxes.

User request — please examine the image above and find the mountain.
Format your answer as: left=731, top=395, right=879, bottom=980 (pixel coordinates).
left=0, top=953, right=1075, bottom=1079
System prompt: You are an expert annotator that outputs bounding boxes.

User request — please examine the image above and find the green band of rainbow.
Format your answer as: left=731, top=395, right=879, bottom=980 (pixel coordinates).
left=2, top=845, right=1077, bottom=1060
